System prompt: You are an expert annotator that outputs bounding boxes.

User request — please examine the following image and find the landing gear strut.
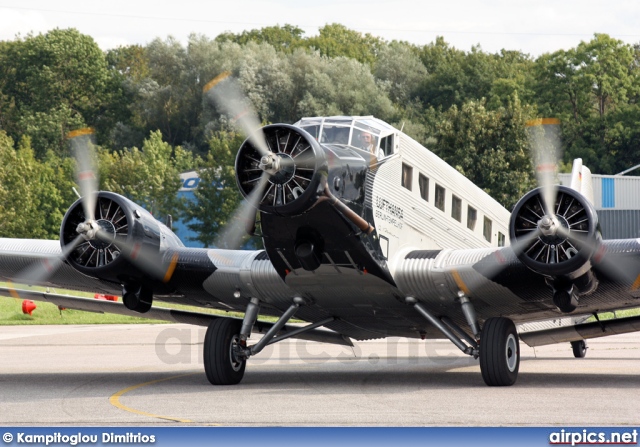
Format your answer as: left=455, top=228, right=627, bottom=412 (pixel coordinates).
left=203, top=296, right=335, bottom=385
left=405, top=296, right=520, bottom=386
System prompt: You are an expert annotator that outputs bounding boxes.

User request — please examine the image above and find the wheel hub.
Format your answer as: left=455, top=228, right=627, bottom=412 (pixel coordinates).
left=505, top=334, right=518, bottom=372
left=229, top=335, right=245, bottom=372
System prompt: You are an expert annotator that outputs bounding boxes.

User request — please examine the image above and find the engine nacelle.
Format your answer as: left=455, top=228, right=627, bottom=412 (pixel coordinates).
left=60, top=191, right=182, bottom=291
left=509, top=185, right=600, bottom=279
left=235, top=124, right=328, bottom=216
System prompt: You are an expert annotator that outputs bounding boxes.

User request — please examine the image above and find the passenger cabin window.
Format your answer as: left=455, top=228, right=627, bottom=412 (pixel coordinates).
left=451, top=195, right=462, bottom=222
left=467, top=206, right=477, bottom=231
left=498, top=232, right=506, bottom=247
left=418, top=174, right=429, bottom=201
left=435, top=185, right=445, bottom=211
left=402, top=163, right=413, bottom=191
left=380, top=135, right=394, bottom=158
left=483, top=217, right=492, bottom=243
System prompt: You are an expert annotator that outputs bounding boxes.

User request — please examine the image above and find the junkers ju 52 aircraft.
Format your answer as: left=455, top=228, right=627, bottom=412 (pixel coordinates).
left=2, top=73, right=640, bottom=387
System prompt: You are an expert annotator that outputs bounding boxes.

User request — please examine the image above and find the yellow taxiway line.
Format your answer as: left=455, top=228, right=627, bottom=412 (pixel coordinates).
left=109, top=372, right=202, bottom=424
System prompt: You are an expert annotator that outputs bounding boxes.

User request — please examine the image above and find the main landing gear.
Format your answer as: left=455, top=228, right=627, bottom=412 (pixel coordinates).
left=479, top=317, right=519, bottom=386
left=571, top=339, right=587, bottom=358
left=405, top=296, right=520, bottom=386
left=204, top=319, right=246, bottom=385
left=203, top=296, right=335, bottom=385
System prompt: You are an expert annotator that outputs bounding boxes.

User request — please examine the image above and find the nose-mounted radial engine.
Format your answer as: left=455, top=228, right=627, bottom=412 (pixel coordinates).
left=234, top=123, right=382, bottom=278
left=509, top=185, right=600, bottom=312
left=235, top=124, right=328, bottom=217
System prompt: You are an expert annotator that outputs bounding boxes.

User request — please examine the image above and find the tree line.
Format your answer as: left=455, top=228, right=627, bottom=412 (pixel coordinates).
left=1, top=25, right=639, bottom=245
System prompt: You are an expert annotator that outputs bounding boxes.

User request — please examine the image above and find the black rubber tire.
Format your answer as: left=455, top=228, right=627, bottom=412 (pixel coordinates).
left=571, top=340, right=587, bottom=358
left=480, top=317, right=520, bottom=386
left=204, top=319, right=246, bottom=385
left=122, top=288, right=152, bottom=313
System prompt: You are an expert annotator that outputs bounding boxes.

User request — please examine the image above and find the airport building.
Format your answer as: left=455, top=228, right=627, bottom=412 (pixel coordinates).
left=559, top=172, right=640, bottom=239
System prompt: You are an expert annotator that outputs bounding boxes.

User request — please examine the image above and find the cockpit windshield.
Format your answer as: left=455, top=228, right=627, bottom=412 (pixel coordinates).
left=295, top=116, right=395, bottom=159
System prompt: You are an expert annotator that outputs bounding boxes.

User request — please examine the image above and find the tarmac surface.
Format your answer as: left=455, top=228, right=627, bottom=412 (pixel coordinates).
left=0, top=324, right=639, bottom=426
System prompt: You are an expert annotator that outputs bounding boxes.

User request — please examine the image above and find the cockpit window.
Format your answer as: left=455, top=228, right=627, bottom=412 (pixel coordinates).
left=320, top=125, right=350, bottom=145
left=352, top=129, right=378, bottom=152
left=301, top=125, right=320, bottom=140
left=294, top=116, right=396, bottom=159
left=380, top=135, right=394, bottom=157
left=324, top=118, right=353, bottom=126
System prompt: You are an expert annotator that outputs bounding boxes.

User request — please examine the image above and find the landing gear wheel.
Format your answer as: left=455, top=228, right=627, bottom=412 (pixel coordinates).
left=480, top=317, right=520, bottom=386
left=204, top=319, right=246, bottom=385
left=571, top=340, right=587, bottom=358
left=122, top=286, right=152, bottom=313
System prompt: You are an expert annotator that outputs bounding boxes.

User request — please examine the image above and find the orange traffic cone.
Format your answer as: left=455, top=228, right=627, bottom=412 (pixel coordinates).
left=22, top=300, right=36, bottom=316
left=94, top=293, right=118, bottom=302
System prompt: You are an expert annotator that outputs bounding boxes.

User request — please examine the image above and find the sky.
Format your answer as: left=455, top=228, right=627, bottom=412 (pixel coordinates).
left=0, top=0, right=639, bottom=56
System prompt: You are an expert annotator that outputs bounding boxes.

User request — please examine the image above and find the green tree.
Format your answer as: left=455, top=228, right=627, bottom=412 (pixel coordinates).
left=374, top=41, right=427, bottom=104
left=1, top=29, right=116, bottom=155
left=215, top=24, right=305, bottom=53
left=106, top=44, right=151, bottom=82
left=306, top=24, right=383, bottom=65
left=293, top=52, right=395, bottom=120
left=100, top=130, right=197, bottom=219
left=418, top=37, right=534, bottom=112
left=534, top=34, right=640, bottom=173
left=0, top=133, right=74, bottom=238
left=186, top=131, right=244, bottom=247
left=432, top=95, right=536, bottom=208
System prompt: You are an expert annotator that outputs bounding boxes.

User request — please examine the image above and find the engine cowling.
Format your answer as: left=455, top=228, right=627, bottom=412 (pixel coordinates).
left=235, top=124, right=327, bottom=216
left=509, top=185, right=600, bottom=279
left=60, top=191, right=181, bottom=289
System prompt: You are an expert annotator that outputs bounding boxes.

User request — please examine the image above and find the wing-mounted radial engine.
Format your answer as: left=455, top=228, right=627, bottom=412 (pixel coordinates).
left=509, top=185, right=601, bottom=312
left=60, top=191, right=183, bottom=312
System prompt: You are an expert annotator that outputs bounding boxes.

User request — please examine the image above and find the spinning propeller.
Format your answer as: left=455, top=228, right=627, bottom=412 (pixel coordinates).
left=203, top=72, right=321, bottom=249
left=511, top=119, right=640, bottom=296
left=456, top=118, right=640, bottom=302
left=11, top=129, right=178, bottom=289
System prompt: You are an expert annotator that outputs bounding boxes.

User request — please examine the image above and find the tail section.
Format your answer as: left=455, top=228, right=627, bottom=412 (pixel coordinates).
left=569, top=158, right=595, bottom=206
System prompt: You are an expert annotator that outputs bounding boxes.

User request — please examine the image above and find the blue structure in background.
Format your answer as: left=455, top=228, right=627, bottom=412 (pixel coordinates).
left=172, top=171, right=205, bottom=248
left=170, top=171, right=261, bottom=250
left=601, top=177, right=615, bottom=208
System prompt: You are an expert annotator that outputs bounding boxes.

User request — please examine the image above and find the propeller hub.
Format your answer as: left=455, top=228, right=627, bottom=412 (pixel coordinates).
left=90, top=219, right=117, bottom=250
left=259, top=153, right=281, bottom=175
left=538, top=214, right=570, bottom=245
left=538, top=216, right=558, bottom=236
left=259, top=152, right=295, bottom=185
left=77, top=221, right=98, bottom=240
left=76, top=219, right=116, bottom=249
